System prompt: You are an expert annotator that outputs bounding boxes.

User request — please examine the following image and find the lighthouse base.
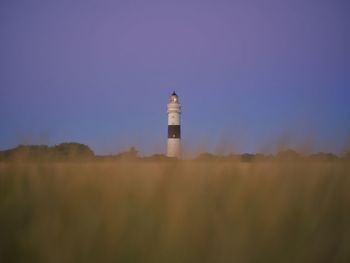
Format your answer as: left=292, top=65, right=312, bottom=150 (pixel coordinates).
left=167, top=138, right=181, bottom=158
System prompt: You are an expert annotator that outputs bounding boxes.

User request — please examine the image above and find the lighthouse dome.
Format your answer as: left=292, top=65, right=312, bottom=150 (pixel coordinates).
left=170, top=91, right=179, bottom=103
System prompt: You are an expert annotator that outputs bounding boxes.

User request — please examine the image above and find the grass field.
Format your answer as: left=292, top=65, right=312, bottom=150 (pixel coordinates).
left=1, top=161, right=350, bottom=262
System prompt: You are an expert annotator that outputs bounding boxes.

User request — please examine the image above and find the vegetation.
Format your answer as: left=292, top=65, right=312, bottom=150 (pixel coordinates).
left=1, top=143, right=349, bottom=162
left=0, top=143, right=94, bottom=162
left=0, top=159, right=350, bottom=262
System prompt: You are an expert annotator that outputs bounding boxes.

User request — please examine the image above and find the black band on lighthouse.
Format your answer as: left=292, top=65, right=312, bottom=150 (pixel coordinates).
left=168, top=125, right=181, bottom=138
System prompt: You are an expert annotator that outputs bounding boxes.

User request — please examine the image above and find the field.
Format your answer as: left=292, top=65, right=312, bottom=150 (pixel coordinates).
left=1, top=161, right=350, bottom=262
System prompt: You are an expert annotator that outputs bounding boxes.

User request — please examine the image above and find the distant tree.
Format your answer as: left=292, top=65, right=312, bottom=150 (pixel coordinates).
left=0, top=143, right=94, bottom=162
left=240, top=153, right=255, bottom=162
left=226, top=153, right=240, bottom=162
left=276, top=149, right=302, bottom=161
left=52, top=143, right=94, bottom=160
left=254, top=153, right=273, bottom=161
left=115, top=147, right=139, bottom=160
left=0, top=145, right=50, bottom=161
left=309, top=152, right=338, bottom=162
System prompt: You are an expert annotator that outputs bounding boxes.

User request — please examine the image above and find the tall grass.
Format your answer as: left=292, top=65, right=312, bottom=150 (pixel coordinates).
left=1, top=161, right=350, bottom=262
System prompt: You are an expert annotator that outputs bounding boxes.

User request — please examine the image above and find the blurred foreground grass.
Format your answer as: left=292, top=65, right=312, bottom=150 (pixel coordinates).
left=1, top=161, right=350, bottom=262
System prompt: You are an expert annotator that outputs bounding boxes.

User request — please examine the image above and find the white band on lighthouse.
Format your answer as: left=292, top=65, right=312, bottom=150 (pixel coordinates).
left=167, top=91, right=181, bottom=158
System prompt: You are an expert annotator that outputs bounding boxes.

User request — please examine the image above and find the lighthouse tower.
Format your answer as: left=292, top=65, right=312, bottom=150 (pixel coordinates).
left=167, top=91, right=181, bottom=158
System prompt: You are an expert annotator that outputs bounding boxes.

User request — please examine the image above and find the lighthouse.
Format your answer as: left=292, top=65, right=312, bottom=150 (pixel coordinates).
left=167, top=91, right=181, bottom=158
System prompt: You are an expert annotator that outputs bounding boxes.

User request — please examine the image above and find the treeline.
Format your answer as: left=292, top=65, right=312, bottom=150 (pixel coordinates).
left=0, top=143, right=94, bottom=162
left=0, top=144, right=350, bottom=162
left=193, top=150, right=350, bottom=162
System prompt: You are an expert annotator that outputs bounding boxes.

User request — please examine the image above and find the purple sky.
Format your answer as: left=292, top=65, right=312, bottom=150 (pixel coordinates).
left=1, top=0, right=350, bottom=155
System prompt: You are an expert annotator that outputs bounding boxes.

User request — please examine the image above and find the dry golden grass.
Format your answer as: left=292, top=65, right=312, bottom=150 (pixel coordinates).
left=1, top=161, right=350, bottom=262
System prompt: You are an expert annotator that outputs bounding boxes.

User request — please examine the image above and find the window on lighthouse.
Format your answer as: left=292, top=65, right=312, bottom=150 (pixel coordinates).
left=170, top=95, right=177, bottom=103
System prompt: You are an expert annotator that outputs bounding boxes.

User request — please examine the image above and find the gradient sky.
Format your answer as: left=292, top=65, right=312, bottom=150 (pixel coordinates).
left=1, top=0, right=350, bottom=155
